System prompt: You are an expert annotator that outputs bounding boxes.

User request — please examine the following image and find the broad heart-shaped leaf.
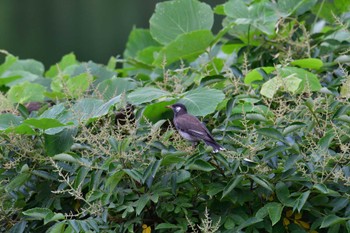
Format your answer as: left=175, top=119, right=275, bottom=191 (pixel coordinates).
left=244, top=67, right=275, bottom=85
left=291, top=58, right=323, bottom=70
left=179, top=87, right=225, bottom=116
left=0, top=113, right=22, bottom=130
left=153, top=30, right=214, bottom=66
left=260, top=75, right=302, bottom=98
left=0, top=54, right=17, bottom=76
left=94, top=77, right=138, bottom=100
left=150, top=0, right=213, bottom=45
left=45, top=53, right=78, bottom=78
left=51, top=73, right=93, bottom=99
left=71, top=98, right=104, bottom=122
left=277, top=67, right=322, bottom=93
left=224, top=0, right=279, bottom=35
left=124, top=28, right=160, bottom=59
left=24, top=118, right=66, bottom=130
left=127, top=87, right=170, bottom=105
left=7, top=82, right=46, bottom=104
left=142, top=100, right=175, bottom=123
left=277, top=0, right=317, bottom=16
left=7, top=58, right=44, bottom=76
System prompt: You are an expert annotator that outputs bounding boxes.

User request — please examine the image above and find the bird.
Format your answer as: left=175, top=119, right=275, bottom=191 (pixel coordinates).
left=166, top=103, right=225, bottom=153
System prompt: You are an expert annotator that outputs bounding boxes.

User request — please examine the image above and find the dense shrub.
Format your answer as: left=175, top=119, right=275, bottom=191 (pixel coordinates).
left=1, top=0, right=350, bottom=232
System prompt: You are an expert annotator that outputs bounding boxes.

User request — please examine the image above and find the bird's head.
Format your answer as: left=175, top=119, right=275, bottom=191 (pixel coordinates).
left=166, top=103, right=188, bottom=116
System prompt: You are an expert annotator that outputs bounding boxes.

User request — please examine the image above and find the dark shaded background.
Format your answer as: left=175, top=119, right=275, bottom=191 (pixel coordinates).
left=0, top=0, right=224, bottom=68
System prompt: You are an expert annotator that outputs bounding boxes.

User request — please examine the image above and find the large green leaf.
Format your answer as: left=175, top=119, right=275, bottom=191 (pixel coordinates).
left=94, top=77, right=137, bottom=100
left=277, top=67, right=322, bottom=93
left=150, top=0, right=213, bottom=45
left=7, top=82, right=46, bottom=104
left=224, top=0, right=279, bottom=35
left=124, top=28, right=160, bottom=59
left=179, top=87, right=225, bottom=116
left=127, top=87, right=170, bottom=105
left=153, top=30, right=214, bottom=66
left=45, top=53, right=78, bottom=78
left=44, top=127, right=77, bottom=156
left=0, top=113, right=22, bottom=130
left=260, top=75, right=302, bottom=98
left=267, top=202, right=283, bottom=226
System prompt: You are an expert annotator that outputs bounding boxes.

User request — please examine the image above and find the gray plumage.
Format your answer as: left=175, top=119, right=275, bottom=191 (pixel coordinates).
left=167, top=103, right=224, bottom=153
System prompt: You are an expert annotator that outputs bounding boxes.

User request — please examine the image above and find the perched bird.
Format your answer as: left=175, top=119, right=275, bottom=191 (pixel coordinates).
left=166, top=103, right=224, bottom=153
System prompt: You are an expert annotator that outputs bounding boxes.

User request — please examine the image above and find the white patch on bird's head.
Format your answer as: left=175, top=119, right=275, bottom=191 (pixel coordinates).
left=175, top=106, right=182, bottom=112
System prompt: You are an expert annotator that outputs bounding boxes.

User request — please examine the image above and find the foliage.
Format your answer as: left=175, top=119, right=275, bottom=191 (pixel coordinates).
left=1, top=0, right=350, bottom=232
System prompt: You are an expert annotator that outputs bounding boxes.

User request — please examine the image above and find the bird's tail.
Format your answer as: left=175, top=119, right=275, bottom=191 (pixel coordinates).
left=204, top=140, right=225, bottom=153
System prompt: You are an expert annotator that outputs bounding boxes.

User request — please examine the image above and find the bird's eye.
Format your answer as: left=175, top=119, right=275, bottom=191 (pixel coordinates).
left=175, top=106, right=181, bottom=112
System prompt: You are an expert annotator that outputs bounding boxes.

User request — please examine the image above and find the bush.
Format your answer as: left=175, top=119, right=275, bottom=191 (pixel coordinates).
left=1, top=0, right=350, bottom=232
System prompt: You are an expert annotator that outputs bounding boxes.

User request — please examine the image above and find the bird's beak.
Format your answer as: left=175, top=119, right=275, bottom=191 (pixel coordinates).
left=165, top=105, right=171, bottom=109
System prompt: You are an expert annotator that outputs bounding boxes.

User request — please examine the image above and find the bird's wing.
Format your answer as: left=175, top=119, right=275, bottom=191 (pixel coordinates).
left=175, top=114, right=215, bottom=142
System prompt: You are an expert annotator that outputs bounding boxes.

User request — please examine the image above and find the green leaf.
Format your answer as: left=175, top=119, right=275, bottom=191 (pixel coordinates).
left=318, top=129, right=335, bottom=151
left=71, top=98, right=104, bottom=122
left=244, top=67, right=275, bottom=85
left=283, top=122, right=306, bottom=135
left=52, top=153, right=80, bottom=163
left=0, top=54, right=17, bottom=76
left=45, top=53, right=77, bottom=78
left=124, top=28, right=160, bottom=59
left=291, top=58, right=323, bottom=70
left=257, top=128, right=285, bottom=142
left=22, top=207, right=53, bottom=219
left=150, top=0, right=213, bottom=45
left=155, top=223, right=182, bottom=230
left=136, top=194, right=151, bottom=215
left=312, top=0, right=350, bottom=23
left=0, top=113, right=22, bottom=130
left=73, top=167, right=90, bottom=189
left=224, top=0, right=279, bottom=36
left=188, top=159, right=216, bottom=172
left=161, top=152, right=186, bottom=165
left=142, top=100, right=175, bottom=123
left=276, top=182, right=294, bottom=207
left=123, top=169, right=143, bottom=183
left=261, top=74, right=302, bottom=98
left=313, top=184, right=329, bottom=194
left=222, top=175, right=243, bottom=199
left=267, top=202, right=283, bottom=226
left=247, top=174, right=273, bottom=192
left=175, top=170, right=191, bottom=183
left=180, top=87, right=225, bottom=116
left=8, top=58, right=44, bottom=76
left=153, top=30, right=214, bottom=66
left=44, top=213, right=65, bottom=225
left=277, top=67, right=322, bottom=93
left=106, top=170, right=125, bottom=191
left=44, top=127, right=77, bottom=156
left=7, top=82, right=46, bottom=104
left=321, top=215, right=347, bottom=228
left=5, top=173, right=31, bottom=192
left=127, top=87, right=170, bottom=105
left=293, top=191, right=310, bottom=212
left=94, top=77, right=137, bottom=100
left=24, top=118, right=65, bottom=130
left=47, top=222, right=66, bottom=233
left=156, top=223, right=182, bottom=230
left=51, top=73, right=93, bottom=99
